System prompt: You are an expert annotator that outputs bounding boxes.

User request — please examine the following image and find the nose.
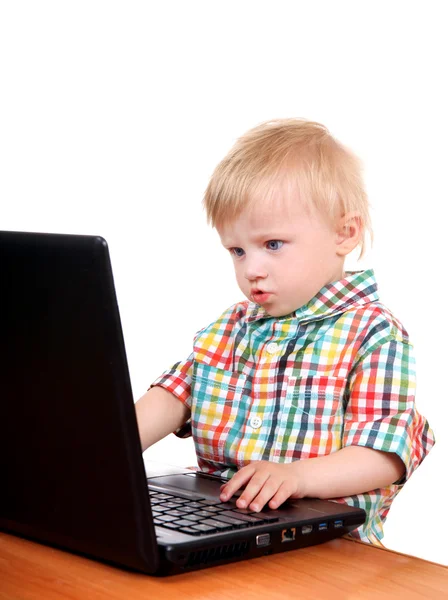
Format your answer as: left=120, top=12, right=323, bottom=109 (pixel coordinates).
left=244, top=254, right=267, bottom=282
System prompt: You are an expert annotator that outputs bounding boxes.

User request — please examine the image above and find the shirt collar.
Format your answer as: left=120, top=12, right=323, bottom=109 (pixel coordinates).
left=246, top=269, right=379, bottom=324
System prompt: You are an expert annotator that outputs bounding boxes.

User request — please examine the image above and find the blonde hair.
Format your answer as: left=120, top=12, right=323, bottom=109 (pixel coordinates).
left=203, top=118, right=372, bottom=258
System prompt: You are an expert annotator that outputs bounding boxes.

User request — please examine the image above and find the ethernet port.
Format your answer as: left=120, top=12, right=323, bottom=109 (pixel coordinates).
left=281, top=527, right=296, bottom=543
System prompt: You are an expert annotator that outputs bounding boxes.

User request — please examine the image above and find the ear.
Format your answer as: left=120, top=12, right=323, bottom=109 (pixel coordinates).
left=335, top=212, right=363, bottom=257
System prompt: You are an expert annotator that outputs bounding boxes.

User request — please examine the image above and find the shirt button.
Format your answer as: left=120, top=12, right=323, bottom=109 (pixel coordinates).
left=266, top=342, right=278, bottom=354
left=250, top=416, right=262, bottom=429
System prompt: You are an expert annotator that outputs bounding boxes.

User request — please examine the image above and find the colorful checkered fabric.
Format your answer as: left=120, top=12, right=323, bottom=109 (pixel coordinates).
left=150, top=269, right=435, bottom=543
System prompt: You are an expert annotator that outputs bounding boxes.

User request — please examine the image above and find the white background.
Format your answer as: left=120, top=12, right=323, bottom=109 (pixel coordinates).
left=1, top=1, right=446, bottom=566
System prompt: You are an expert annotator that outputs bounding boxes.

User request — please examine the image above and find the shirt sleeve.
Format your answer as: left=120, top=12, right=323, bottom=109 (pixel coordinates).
left=149, top=353, right=194, bottom=438
left=343, top=338, right=435, bottom=483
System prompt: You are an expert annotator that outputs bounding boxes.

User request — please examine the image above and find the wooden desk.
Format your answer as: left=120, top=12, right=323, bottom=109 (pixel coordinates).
left=0, top=532, right=446, bottom=599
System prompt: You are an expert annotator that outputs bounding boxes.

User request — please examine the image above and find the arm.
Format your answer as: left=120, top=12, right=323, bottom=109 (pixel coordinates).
left=292, top=445, right=404, bottom=498
left=220, top=446, right=405, bottom=512
left=135, top=386, right=190, bottom=452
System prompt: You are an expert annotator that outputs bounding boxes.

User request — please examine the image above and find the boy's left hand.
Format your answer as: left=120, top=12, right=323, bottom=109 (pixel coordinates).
left=219, top=460, right=306, bottom=512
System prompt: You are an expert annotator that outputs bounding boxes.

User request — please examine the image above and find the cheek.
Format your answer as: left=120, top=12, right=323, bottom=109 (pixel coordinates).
left=233, top=264, right=246, bottom=287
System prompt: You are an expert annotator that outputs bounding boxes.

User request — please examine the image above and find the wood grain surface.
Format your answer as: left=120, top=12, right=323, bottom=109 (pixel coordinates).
left=0, top=532, right=446, bottom=600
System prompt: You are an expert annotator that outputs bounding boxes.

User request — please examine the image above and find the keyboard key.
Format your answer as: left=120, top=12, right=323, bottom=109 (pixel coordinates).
left=179, top=506, right=197, bottom=514
left=183, top=514, right=204, bottom=522
left=210, top=502, right=236, bottom=509
left=149, top=492, right=174, bottom=500
left=166, top=509, right=189, bottom=518
left=157, top=522, right=178, bottom=530
left=194, top=510, right=217, bottom=518
left=149, top=498, right=168, bottom=505
left=172, top=519, right=196, bottom=527
left=199, top=505, right=224, bottom=513
left=156, top=514, right=175, bottom=522
left=213, top=514, right=250, bottom=527
left=191, top=523, right=217, bottom=533
left=221, top=510, right=264, bottom=524
left=178, top=527, right=200, bottom=535
left=201, top=519, right=233, bottom=531
left=258, top=513, right=279, bottom=523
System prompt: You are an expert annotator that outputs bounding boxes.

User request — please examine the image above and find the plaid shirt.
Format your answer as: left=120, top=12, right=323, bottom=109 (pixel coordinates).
left=151, top=269, right=435, bottom=543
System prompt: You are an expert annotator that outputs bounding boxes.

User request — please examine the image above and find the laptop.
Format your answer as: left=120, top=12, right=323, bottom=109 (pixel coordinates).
left=0, top=230, right=366, bottom=575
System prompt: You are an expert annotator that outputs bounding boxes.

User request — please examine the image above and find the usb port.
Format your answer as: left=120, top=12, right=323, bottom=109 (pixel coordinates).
left=334, top=519, right=344, bottom=528
left=318, top=522, right=328, bottom=531
left=301, top=524, right=313, bottom=535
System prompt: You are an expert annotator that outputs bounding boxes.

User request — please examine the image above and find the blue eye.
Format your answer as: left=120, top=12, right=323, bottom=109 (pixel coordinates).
left=230, top=247, right=245, bottom=257
left=266, top=240, right=283, bottom=251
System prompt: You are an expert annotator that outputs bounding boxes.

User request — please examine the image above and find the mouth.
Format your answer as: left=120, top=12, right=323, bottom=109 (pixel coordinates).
left=251, top=290, right=272, bottom=304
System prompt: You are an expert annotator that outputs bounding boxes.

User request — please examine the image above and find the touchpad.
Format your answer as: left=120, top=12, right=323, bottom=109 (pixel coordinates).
left=147, top=473, right=231, bottom=499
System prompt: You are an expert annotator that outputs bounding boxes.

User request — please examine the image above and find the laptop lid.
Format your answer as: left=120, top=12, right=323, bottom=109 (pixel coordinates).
left=0, top=231, right=159, bottom=573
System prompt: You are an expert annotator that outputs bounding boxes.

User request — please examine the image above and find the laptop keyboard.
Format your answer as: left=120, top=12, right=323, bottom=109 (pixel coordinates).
left=149, top=490, right=279, bottom=536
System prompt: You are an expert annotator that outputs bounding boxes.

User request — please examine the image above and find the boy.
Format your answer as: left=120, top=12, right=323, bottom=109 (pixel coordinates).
left=136, top=119, right=435, bottom=544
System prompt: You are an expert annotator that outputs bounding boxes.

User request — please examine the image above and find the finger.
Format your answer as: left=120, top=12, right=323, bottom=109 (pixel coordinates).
left=245, top=475, right=285, bottom=512
left=236, top=471, right=272, bottom=509
left=219, top=464, right=255, bottom=501
left=267, top=480, right=295, bottom=510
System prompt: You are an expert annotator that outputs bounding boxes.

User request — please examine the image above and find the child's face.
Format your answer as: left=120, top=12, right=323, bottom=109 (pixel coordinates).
left=217, top=195, right=347, bottom=317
